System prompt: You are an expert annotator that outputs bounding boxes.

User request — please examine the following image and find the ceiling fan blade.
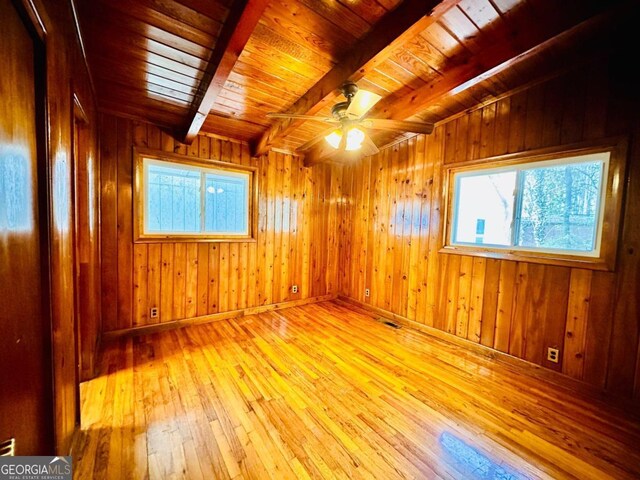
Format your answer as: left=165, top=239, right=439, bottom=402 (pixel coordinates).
left=360, top=133, right=379, bottom=157
left=266, top=113, right=337, bottom=124
left=362, top=119, right=434, bottom=134
left=296, top=126, right=337, bottom=152
left=346, top=89, right=382, bottom=118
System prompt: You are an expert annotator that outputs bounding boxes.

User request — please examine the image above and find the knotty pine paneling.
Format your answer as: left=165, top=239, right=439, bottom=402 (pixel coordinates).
left=100, top=115, right=341, bottom=332
left=336, top=60, right=640, bottom=400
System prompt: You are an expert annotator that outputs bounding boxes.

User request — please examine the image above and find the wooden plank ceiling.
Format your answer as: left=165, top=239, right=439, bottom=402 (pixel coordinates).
left=77, top=0, right=630, bottom=156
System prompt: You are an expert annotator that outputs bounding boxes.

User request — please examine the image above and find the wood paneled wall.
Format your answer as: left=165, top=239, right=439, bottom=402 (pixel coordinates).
left=100, top=115, right=341, bottom=332
left=336, top=60, right=640, bottom=400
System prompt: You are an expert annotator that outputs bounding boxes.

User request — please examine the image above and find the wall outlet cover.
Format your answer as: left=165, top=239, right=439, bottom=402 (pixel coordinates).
left=547, top=347, right=559, bottom=363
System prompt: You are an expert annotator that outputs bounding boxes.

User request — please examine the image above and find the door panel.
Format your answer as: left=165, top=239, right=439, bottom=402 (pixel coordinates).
left=0, top=0, right=54, bottom=455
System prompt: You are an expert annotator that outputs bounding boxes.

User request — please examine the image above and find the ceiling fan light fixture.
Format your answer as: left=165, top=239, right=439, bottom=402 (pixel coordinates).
left=345, top=126, right=365, bottom=151
left=325, top=130, right=342, bottom=148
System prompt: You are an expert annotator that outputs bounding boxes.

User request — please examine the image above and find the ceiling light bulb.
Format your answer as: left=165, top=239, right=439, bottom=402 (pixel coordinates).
left=345, top=127, right=365, bottom=151
left=325, top=130, right=342, bottom=148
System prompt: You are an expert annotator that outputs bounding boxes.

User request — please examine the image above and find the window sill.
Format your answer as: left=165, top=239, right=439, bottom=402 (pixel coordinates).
left=134, top=235, right=257, bottom=244
left=439, top=245, right=613, bottom=271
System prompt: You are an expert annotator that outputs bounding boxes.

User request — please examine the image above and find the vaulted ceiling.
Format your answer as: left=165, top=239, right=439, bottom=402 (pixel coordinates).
left=77, top=0, right=632, bottom=159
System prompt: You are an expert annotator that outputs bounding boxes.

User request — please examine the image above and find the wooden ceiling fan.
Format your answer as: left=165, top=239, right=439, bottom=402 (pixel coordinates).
left=267, top=82, right=434, bottom=161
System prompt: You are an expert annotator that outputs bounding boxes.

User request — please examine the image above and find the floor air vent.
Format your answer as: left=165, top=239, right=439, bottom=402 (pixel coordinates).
left=376, top=317, right=402, bottom=329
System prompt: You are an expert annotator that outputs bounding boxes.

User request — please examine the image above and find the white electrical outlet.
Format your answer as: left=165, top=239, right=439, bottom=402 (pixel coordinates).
left=150, top=307, right=159, bottom=319
left=292, top=285, right=298, bottom=294
left=365, top=288, right=370, bottom=297
left=547, top=347, right=559, bottom=363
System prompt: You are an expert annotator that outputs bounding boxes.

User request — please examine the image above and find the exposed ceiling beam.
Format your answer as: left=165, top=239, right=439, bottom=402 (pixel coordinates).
left=252, top=0, right=460, bottom=156
left=371, top=3, right=624, bottom=128
left=182, top=0, right=269, bottom=144
left=301, top=2, right=626, bottom=164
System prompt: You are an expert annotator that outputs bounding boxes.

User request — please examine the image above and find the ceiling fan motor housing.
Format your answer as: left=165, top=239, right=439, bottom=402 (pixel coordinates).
left=331, top=82, right=360, bottom=119
left=331, top=102, right=350, bottom=119
left=340, top=81, right=359, bottom=99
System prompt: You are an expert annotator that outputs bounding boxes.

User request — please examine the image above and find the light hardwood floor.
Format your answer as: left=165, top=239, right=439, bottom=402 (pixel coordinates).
left=73, top=301, right=640, bottom=479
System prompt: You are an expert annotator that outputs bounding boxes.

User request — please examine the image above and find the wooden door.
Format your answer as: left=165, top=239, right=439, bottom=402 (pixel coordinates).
left=0, top=0, right=54, bottom=454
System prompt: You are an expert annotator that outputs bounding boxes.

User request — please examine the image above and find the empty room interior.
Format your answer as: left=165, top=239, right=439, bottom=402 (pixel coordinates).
left=2, top=0, right=640, bottom=478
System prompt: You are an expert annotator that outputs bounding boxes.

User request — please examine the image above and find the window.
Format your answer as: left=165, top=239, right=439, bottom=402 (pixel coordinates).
left=442, top=140, right=627, bottom=270
left=134, top=149, right=256, bottom=241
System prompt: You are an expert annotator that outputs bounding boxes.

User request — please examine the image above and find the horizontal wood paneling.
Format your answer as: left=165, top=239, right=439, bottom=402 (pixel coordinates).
left=100, top=115, right=341, bottom=332
left=336, top=61, right=640, bottom=400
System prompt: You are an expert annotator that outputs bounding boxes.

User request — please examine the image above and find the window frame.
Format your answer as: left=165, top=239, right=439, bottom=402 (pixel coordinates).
left=441, top=138, right=628, bottom=271
left=133, top=147, right=258, bottom=243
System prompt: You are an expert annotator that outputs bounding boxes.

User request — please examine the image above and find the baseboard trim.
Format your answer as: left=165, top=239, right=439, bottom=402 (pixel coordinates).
left=335, top=295, right=640, bottom=416
left=103, top=294, right=337, bottom=339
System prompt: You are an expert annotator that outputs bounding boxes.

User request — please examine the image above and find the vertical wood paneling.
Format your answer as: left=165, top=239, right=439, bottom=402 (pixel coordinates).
left=100, top=116, right=342, bottom=332
left=493, top=97, right=511, bottom=156
left=582, top=272, right=615, bottom=388
left=196, top=243, right=209, bottom=316
left=173, top=243, right=186, bottom=320
left=100, top=114, right=119, bottom=331
left=116, top=118, right=133, bottom=329
left=280, top=154, right=291, bottom=302
left=407, top=137, right=424, bottom=321
left=425, top=126, right=444, bottom=328
left=413, top=135, right=430, bottom=324
left=229, top=242, right=239, bottom=310
left=456, top=256, right=473, bottom=338
left=185, top=243, right=198, bottom=318
left=479, top=259, right=500, bottom=347
left=335, top=62, right=640, bottom=399
left=494, top=261, right=516, bottom=353
left=540, top=266, right=571, bottom=372
left=606, top=113, right=640, bottom=398
left=132, top=244, right=148, bottom=327
left=218, top=243, right=230, bottom=313
left=208, top=244, right=219, bottom=313
left=160, top=244, right=174, bottom=323
left=563, top=269, right=593, bottom=380
left=147, top=244, right=161, bottom=324
left=300, top=164, right=312, bottom=298
left=326, top=163, right=341, bottom=295
left=272, top=153, right=283, bottom=303
left=386, top=145, right=400, bottom=312
left=509, top=262, right=530, bottom=360
left=467, top=257, right=486, bottom=343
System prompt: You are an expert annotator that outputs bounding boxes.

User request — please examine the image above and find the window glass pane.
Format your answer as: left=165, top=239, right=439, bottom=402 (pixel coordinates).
left=204, top=173, right=249, bottom=234
left=517, top=161, right=603, bottom=252
left=146, top=163, right=201, bottom=233
left=453, top=171, right=516, bottom=246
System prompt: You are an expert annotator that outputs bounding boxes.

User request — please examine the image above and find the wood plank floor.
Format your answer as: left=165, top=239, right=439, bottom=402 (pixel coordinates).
left=72, top=301, right=640, bottom=479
